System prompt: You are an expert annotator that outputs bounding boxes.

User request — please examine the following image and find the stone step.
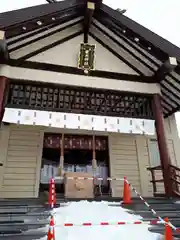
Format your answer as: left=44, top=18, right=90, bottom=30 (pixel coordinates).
left=0, top=196, right=174, bottom=206
left=0, top=205, right=49, bottom=212
left=122, top=198, right=180, bottom=238
left=0, top=198, right=44, bottom=206
left=151, top=220, right=180, bottom=228
left=124, top=201, right=179, bottom=208
left=0, top=206, right=52, bottom=217
left=0, top=220, right=24, bottom=224
left=0, top=235, right=46, bottom=240
left=134, top=209, right=180, bottom=215
left=0, top=231, right=47, bottom=240
left=124, top=203, right=180, bottom=212
left=0, top=209, right=46, bottom=215
left=0, top=203, right=29, bottom=207
left=0, top=219, right=49, bottom=226
left=0, top=204, right=45, bottom=209
left=0, top=208, right=28, bottom=214
left=152, top=219, right=180, bottom=226
left=56, top=197, right=174, bottom=204
left=130, top=198, right=175, bottom=204
left=148, top=227, right=180, bottom=238
left=0, top=221, right=48, bottom=233
left=0, top=212, right=50, bottom=222
left=144, top=217, right=180, bottom=222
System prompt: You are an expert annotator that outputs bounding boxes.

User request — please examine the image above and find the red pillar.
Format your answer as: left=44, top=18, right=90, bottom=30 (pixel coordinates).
left=152, top=94, right=172, bottom=197
left=0, top=76, right=8, bottom=123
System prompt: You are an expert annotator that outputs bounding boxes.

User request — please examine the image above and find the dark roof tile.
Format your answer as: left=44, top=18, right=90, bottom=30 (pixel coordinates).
left=0, top=0, right=84, bottom=29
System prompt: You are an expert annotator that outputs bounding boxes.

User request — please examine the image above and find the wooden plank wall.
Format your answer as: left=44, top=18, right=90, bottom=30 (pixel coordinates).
left=109, top=134, right=141, bottom=197
left=135, top=136, right=153, bottom=197
left=109, top=134, right=177, bottom=197
left=0, top=126, right=42, bottom=198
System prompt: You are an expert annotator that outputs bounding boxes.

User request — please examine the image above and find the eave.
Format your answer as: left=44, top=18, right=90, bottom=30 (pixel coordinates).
left=0, top=0, right=85, bottom=39
left=99, top=4, right=180, bottom=62
left=0, top=31, right=9, bottom=64
left=0, top=1, right=180, bottom=118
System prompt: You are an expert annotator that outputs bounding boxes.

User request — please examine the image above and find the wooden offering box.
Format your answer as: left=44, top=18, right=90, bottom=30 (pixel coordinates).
left=64, top=172, right=94, bottom=199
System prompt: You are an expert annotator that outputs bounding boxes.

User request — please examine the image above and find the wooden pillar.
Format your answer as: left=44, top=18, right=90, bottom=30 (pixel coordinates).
left=92, top=135, right=97, bottom=195
left=92, top=135, right=97, bottom=173
left=0, top=76, right=7, bottom=123
left=152, top=94, right=172, bottom=197
left=58, top=133, right=64, bottom=176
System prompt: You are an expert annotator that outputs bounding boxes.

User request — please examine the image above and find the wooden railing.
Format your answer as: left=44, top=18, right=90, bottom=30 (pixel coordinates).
left=170, top=164, right=180, bottom=197
left=147, top=165, right=164, bottom=196
left=147, top=164, right=180, bottom=197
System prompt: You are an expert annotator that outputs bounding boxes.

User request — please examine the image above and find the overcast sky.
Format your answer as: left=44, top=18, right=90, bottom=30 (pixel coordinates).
left=1, top=0, right=180, bottom=131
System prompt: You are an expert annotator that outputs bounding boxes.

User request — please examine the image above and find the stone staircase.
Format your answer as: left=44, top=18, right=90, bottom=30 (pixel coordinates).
left=0, top=196, right=180, bottom=239
left=123, top=197, right=180, bottom=238
left=0, top=198, right=51, bottom=240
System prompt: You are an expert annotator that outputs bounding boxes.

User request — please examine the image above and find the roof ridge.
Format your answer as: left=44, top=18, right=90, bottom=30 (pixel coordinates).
left=101, top=4, right=180, bottom=60
left=0, top=0, right=84, bottom=29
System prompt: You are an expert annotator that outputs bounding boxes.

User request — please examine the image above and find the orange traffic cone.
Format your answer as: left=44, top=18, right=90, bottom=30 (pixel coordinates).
left=123, top=176, right=132, bottom=204
left=47, top=215, right=55, bottom=240
left=164, top=217, right=173, bottom=240
left=48, top=178, right=56, bottom=208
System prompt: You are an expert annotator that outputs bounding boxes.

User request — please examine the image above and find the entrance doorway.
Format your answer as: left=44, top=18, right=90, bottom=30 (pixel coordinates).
left=39, top=133, right=110, bottom=195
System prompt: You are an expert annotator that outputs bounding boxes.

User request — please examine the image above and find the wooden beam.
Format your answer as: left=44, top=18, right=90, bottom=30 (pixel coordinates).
left=46, top=0, right=54, bottom=3
left=0, top=76, right=8, bottom=123
left=83, top=1, right=95, bottom=43
left=8, top=59, right=155, bottom=83
left=154, top=57, right=177, bottom=80
left=152, top=94, right=173, bottom=197
left=18, top=30, right=83, bottom=61
left=46, top=0, right=57, bottom=3
left=0, top=31, right=9, bottom=64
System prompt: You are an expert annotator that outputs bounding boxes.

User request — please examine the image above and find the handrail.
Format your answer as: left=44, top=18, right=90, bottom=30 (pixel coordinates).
left=170, top=165, right=180, bottom=197
left=147, top=165, right=162, bottom=171
left=147, top=165, right=163, bottom=196
left=147, top=164, right=180, bottom=197
left=170, top=164, right=180, bottom=171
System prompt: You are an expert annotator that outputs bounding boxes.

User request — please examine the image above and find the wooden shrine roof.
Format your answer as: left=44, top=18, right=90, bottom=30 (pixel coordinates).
left=0, top=0, right=180, bottom=118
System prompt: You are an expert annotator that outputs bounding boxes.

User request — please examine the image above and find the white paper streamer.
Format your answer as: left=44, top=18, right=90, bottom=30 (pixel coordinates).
left=3, top=108, right=155, bottom=135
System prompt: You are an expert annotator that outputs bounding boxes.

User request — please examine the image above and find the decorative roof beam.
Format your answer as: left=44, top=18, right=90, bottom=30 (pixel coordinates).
left=154, top=57, right=177, bottom=81
left=46, top=0, right=57, bottom=3
left=164, top=105, right=180, bottom=118
left=0, top=31, right=9, bottom=64
left=83, top=1, right=95, bottom=43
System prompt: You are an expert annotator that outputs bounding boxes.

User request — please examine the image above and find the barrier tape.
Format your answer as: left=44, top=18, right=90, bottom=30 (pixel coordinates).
left=51, top=178, right=55, bottom=209
left=54, top=176, right=124, bottom=181
left=125, top=179, right=180, bottom=232
left=49, top=176, right=180, bottom=233
left=54, top=220, right=162, bottom=227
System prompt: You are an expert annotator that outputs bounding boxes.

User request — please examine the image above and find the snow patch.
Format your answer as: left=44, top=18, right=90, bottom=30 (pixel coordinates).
left=40, top=201, right=162, bottom=240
